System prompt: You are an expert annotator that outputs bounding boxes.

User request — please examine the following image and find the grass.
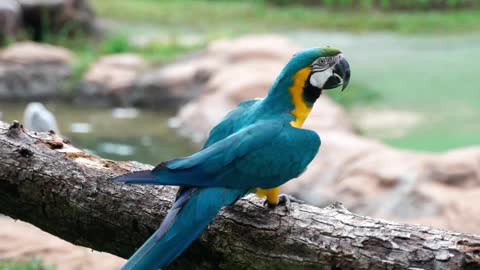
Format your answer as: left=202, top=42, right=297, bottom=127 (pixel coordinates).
left=0, top=260, right=53, bottom=270
left=269, top=0, right=479, bottom=10
left=90, top=0, right=480, bottom=34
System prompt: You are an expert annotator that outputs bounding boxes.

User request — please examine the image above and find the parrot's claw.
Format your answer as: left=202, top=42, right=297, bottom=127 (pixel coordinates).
left=264, top=194, right=304, bottom=213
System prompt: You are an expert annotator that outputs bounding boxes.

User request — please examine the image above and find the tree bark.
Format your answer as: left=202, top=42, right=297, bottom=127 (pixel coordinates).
left=1, top=120, right=479, bottom=270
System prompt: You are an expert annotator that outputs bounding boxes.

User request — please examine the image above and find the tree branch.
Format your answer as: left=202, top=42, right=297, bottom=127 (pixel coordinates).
left=1, top=120, right=479, bottom=270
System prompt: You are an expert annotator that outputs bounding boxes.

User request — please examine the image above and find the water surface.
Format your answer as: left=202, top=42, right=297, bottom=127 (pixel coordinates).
left=0, top=103, right=197, bottom=165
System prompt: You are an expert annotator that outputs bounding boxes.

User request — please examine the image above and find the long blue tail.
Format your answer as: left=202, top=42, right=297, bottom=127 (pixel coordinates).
left=121, top=187, right=245, bottom=270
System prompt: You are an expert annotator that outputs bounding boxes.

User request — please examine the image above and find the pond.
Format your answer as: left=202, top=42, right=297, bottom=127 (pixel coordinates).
left=0, top=103, right=197, bottom=165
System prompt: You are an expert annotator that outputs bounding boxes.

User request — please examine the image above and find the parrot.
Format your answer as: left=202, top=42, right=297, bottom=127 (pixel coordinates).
left=114, top=46, right=351, bottom=270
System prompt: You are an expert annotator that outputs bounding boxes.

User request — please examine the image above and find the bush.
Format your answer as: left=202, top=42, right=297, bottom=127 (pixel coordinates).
left=0, top=259, right=53, bottom=270
left=267, top=0, right=478, bottom=10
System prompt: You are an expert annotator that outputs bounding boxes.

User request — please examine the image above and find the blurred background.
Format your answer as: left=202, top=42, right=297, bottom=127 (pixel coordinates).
left=1, top=0, right=479, bottom=269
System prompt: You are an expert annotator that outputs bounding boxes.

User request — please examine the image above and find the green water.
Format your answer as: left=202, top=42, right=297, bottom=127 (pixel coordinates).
left=292, top=32, right=480, bottom=151
left=0, top=103, right=197, bottom=165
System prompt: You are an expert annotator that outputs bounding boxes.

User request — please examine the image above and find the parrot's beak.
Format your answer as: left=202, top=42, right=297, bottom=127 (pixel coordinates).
left=323, top=55, right=351, bottom=91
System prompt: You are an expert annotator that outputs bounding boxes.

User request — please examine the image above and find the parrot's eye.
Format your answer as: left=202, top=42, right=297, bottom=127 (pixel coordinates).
left=311, top=57, right=332, bottom=72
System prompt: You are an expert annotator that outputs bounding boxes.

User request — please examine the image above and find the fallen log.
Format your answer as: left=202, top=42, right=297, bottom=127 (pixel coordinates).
left=1, top=120, right=479, bottom=270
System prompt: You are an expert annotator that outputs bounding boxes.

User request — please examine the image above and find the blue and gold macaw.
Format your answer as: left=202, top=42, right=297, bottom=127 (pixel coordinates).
left=114, top=47, right=351, bottom=270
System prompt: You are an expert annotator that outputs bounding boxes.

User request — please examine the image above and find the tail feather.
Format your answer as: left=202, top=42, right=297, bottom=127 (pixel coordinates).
left=113, top=162, right=210, bottom=187
left=113, top=170, right=158, bottom=185
left=121, top=189, right=194, bottom=270
left=121, top=187, right=245, bottom=270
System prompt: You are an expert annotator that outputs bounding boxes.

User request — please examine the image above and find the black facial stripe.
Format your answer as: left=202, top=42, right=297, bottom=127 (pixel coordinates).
left=311, top=67, right=328, bottom=73
left=302, top=73, right=322, bottom=107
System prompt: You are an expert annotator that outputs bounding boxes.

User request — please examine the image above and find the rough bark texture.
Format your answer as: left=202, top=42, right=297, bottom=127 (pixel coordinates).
left=1, top=120, right=480, bottom=270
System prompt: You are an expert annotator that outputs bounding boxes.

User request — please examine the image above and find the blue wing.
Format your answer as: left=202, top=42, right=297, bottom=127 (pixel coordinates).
left=114, top=120, right=320, bottom=189
left=204, top=98, right=260, bottom=148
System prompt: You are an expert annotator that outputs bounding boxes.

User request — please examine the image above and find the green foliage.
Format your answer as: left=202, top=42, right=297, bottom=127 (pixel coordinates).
left=267, top=0, right=477, bottom=10
left=100, top=34, right=134, bottom=55
left=323, top=0, right=336, bottom=8
left=1, top=37, right=14, bottom=48
left=380, top=0, right=392, bottom=9
left=91, top=0, right=480, bottom=34
left=447, top=0, right=458, bottom=7
left=338, top=0, right=354, bottom=8
left=359, top=0, right=374, bottom=10
left=70, top=49, right=96, bottom=88
left=0, top=259, right=53, bottom=270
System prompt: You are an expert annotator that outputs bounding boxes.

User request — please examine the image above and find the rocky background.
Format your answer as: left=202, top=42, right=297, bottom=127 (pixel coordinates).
left=1, top=1, right=479, bottom=269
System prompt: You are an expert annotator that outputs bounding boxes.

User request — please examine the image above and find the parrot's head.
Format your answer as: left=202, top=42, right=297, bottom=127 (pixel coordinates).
left=290, top=46, right=351, bottom=92
left=266, top=46, right=351, bottom=127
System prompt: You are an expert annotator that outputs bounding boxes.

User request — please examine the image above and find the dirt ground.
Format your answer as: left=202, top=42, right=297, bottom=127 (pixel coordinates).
left=0, top=217, right=125, bottom=270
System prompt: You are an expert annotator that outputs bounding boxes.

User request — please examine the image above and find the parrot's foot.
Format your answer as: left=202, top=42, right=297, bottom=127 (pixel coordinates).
left=264, top=194, right=304, bottom=213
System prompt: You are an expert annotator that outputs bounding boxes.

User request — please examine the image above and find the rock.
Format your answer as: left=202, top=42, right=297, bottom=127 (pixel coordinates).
left=23, top=102, right=60, bottom=133
left=75, top=35, right=300, bottom=109
left=76, top=54, right=148, bottom=106
left=170, top=34, right=480, bottom=234
left=128, top=56, right=221, bottom=109
left=0, top=42, right=72, bottom=100
left=352, top=108, right=424, bottom=139
left=126, top=35, right=301, bottom=109
left=18, top=0, right=96, bottom=41
left=281, top=123, right=480, bottom=235
left=206, top=59, right=285, bottom=103
left=0, top=0, right=21, bottom=44
left=126, top=52, right=216, bottom=108
left=207, top=34, right=299, bottom=63
left=0, top=41, right=72, bottom=65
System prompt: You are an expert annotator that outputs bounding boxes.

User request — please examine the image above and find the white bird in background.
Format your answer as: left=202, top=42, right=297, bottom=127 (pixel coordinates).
left=23, top=102, right=60, bottom=134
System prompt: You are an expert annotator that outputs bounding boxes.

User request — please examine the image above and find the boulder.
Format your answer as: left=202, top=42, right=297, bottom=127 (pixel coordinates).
left=207, top=34, right=298, bottom=63
left=281, top=131, right=480, bottom=234
left=18, top=0, right=96, bottom=41
left=170, top=35, right=480, bottom=234
left=76, top=54, right=148, bottom=106
left=126, top=57, right=218, bottom=108
left=0, top=42, right=72, bottom=100
left=23, top=102, right=60, bottom=133
left=126, top=35, right=300, bottom=109
left=0, top=41, right=72, bottom=64
left=0, top=0, right=21, bottom=44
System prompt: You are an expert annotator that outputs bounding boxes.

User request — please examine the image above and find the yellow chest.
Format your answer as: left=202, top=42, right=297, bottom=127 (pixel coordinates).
left=289, top=67, right=312, bottom=128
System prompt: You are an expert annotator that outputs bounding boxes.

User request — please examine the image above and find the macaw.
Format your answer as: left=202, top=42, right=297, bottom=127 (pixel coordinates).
left=114, top=46, right=351, bottom=270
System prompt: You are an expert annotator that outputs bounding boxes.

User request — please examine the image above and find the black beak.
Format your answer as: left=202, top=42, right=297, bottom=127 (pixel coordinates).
left=323, top=55, right=351, bottom=91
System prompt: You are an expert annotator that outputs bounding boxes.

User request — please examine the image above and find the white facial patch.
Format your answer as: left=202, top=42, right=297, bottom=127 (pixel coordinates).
left=310, top=66, right=334, bottom=88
